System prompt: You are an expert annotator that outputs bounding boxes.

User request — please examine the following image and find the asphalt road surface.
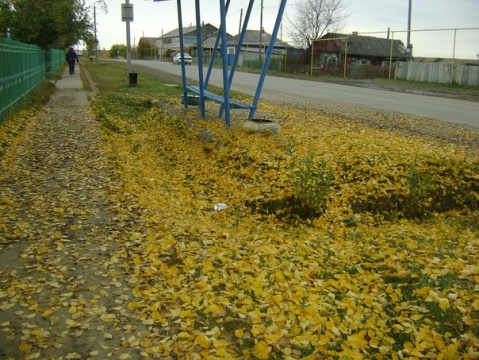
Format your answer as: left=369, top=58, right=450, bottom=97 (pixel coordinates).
left=125, top=59, right=479, bottom=129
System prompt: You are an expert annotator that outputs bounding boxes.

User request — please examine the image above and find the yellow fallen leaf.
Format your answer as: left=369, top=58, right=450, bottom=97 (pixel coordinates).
left=37, top=246, right=49, bottom=255
left=65, top=319, right=79, bottom=327
left=195, top=335, right=211, bottom=349
left=438, top=298, right=450, bottom=310
left=19, top=341, right=31, bottom=353
left=389, top=293, right=399, bottom=303
left=128, top=301, right=141, bottom=310
left=177, top=332, right=191, bottom=339
left=235, top=329, right=245, bottom=339
left=253, top=340, right=270, bottom=360
left=42, top=309, right=54, bottom=317
left=411, top=314, right=423, bottom=321
left=464, top=352, right=479, bottom=360
left=66, top=353, right=81, bottom=359
left=0, top=198, right=13, bottom=205
left=204, top=304, right=220, bottom=314
left=195, top=281, right=208, bottom=289
left=100, top=313, right=116, bottom=322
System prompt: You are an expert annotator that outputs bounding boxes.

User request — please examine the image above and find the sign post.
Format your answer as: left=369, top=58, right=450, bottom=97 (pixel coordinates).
left=122, top=1, right=134, bottom=75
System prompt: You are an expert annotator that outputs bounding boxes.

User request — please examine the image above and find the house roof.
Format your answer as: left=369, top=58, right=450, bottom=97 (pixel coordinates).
left=161, top=25, right=196, bottom=39
left=228, top=30, right=289, bottom=48
left=160, top=23, right=220, bottom=39
left=138, top=37, right=157, bottom=47
left=202, top=32, right=234, bottom=48
left=322, top=33, right=410, bottom=59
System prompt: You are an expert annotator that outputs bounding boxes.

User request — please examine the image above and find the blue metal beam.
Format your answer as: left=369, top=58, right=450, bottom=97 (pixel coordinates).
left=195, top=0, right=206, bottom=117
left=218, top=0, right=254, bottom=118
left=219, top=0, right=231, bottom=128
left=176, top=0, right=188, bottom=108
left=172, top=0, right=288, bottom=128
left=205, top=0, right=231, bottom=89
left=250, top=0, right=288, bottom=119
left=228, top=0, right=254, bottom=88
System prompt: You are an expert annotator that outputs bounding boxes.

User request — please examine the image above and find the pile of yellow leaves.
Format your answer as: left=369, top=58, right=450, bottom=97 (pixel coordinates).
left=92, top=92, right=479, bottom=359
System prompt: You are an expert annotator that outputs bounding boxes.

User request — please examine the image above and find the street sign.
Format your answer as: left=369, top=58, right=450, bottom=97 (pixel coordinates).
left=122, top=3, right=133, bottom=22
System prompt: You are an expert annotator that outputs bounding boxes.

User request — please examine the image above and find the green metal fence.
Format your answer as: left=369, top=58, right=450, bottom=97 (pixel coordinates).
left=0, top=38, right=65, bottom=124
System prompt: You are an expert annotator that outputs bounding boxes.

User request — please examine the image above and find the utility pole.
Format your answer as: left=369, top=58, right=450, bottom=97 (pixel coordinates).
left=93, top=1, right=108, bottom=64
left=161, top=28, right=164, bottom=61
left=239, top=8, right=243, bottom=35
left=94, top=5, right=98, bottom=64
left=259, top=0, right=263, bottom=61
left=406, top=0, right=412, bottom=51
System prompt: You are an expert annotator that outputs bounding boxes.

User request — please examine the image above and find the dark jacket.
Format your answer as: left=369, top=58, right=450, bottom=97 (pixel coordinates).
left=66, top=48, right=79, bottom=63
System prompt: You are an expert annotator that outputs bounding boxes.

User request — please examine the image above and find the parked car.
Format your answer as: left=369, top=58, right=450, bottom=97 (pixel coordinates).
left=172, top=53, right=193, bottom=65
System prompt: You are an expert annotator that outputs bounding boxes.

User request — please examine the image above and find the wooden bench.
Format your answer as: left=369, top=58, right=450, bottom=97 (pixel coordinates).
left=186, top=85, right=255, bottom=110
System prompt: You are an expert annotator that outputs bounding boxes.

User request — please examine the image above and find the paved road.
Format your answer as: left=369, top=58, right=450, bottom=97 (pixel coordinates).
left=127, top=59, right=479, bottom=129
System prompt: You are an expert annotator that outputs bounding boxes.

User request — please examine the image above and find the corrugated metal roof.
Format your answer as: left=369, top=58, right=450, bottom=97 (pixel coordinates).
left=160, top=24, right=221, bottom=40
left=228, top=30, right=289, bottom=48
left=323, top=33, right=410, bottom=59
left=161, top=25, right=196, bottom=39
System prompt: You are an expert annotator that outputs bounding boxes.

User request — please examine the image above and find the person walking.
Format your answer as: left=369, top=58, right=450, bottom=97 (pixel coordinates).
left=66, top=47, right=79, bottom=75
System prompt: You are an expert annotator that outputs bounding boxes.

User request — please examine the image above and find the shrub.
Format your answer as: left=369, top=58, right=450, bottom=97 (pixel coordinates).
left=288, top=145, right=335, bottom=218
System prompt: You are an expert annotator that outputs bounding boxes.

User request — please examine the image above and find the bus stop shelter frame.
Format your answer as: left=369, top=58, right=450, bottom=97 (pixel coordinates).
left=155, top=0, right=288, bottom=128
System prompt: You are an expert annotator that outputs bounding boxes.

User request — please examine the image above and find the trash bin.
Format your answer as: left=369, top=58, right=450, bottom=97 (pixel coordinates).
left=129, top=72, right=138, bottom=86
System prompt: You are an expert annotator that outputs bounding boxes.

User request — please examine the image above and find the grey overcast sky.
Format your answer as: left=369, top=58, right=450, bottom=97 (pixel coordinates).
left=89, top=0, right=479, bottom=59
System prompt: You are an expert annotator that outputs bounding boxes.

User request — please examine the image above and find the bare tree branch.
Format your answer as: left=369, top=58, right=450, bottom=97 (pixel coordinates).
left=286, top=0, right=348, bottom=49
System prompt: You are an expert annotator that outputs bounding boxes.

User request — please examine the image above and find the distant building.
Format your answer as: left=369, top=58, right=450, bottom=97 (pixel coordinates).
left=138, top=37, right=158, bottom=47
left=156, top=25, right=295, bottom=66
left=226, top=29, right=292, bottom=65
left=137, top=37, right=158, bottom=59
left=157, top=23, right=223, bottom=57
left=314, top=32, right=411, bottom=77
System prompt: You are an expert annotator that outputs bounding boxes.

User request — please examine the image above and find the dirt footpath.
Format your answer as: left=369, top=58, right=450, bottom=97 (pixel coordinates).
left=0, top=65, right=147, bottom=359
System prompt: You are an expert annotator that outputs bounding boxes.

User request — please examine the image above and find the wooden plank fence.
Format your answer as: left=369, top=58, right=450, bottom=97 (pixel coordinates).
left=395, top=61, right=479, bottom=86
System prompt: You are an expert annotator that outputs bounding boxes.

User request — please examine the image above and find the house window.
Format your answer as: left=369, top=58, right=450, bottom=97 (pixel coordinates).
left=321, top=54, right=338, bottom=65
left=185, top=37, right=197, bottom=46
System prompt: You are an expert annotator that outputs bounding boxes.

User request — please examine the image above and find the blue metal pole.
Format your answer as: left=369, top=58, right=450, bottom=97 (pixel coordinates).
left=218, top=0, right=253, bottom=118
left=205, top=0, right=230, bottom=89
left=227, top=0, right=254, bottom=88
left=195, top=0, right=205, bottom=117
left=219, top=0, right=231, bottom=128
left=250, top=0, right=287, bottom=119
left=177, top=0, right=188, bottom=108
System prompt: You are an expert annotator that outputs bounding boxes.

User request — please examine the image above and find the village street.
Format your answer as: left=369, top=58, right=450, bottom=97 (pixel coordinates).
left=120, top=59, right=479, bottom=129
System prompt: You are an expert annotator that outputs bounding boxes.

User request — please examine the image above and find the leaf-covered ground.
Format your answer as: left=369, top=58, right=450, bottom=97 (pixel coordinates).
left=1, top=63, right=479, bottom=359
